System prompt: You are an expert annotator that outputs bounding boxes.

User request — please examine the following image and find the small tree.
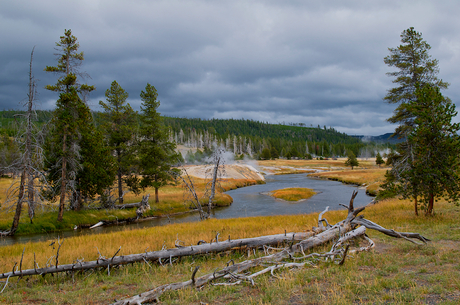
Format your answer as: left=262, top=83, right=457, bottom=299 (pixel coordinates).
left=345, top=151, right=359, bottom=170
left=270, top=146, right=279, bottom=159
left=260, top=148, right=271, bottom=160
left=375, top=152, right=384, bottom=167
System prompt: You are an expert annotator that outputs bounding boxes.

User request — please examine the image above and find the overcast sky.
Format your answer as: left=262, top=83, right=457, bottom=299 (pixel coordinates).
left=1, top=1, right=460, bottom=136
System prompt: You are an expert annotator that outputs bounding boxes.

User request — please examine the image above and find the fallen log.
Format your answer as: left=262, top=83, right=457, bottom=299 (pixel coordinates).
left=0, top=231, right=312, bottom=279
left=113, top=191, right=430, bottom=305
left=89, top=221, right=104, bottom=229
left=111, top=202, right=141, bottom=209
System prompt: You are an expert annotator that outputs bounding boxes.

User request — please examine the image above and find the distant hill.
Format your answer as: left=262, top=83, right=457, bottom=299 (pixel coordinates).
left=352, top=133, right=403, bottom=144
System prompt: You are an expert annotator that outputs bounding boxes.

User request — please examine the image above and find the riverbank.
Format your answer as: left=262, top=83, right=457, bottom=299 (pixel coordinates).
left=0, top=196, right=458, bottom=304
left=0, top=175, right=260, bottom=235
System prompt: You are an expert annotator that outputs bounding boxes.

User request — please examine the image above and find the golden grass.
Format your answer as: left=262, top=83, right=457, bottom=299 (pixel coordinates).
left=0, top=213, right=327, bottom=270
left=270, top=187, right=316, bottom=202
left=258, top=158, right=380, bottom=171
left=309, top=168, right=387, bottom=195
left=0, top=177, right=14, bottom=204
left=1, top=196, right=460, bottom=304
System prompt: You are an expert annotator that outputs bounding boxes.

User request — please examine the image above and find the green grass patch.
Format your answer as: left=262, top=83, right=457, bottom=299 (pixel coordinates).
left=0, top=176, right=254, bottom=235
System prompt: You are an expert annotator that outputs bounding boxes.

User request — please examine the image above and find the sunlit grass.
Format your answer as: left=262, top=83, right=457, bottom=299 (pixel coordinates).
left=309, top=168, right=387, bottom=196
left=270, top=187, right=316, bottom=201
left=259, top=158, right=379, bottom=171
left=1, top=197, right=460, bottom=304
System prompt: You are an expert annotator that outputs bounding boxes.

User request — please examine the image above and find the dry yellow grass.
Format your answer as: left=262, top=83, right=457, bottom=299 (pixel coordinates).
left=0, top=212, right=329, bottom=270
left=259, top=158, right=379, bottom=172
left=309, top=168, right=387, bottom=195
left=270, top=187, right=316, bottom=201
left=1, top=195, right=459, bottom=304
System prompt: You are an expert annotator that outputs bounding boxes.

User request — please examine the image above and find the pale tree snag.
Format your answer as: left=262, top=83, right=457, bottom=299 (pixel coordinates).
left=10, top=169, right=26, bottom=234
left=136, top=194, right=151, bottom=218
left=206, top=147, right=225, bottom=218
left=1, top=47, right=48, bottom=235
left=179, top=166, right=207, bottom=220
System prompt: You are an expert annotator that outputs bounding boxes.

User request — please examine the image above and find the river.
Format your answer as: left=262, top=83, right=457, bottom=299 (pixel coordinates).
left=0, top=174, right=371, bottom=246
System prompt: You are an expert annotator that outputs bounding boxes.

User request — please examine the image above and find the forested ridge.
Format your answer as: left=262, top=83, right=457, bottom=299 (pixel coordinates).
left=1, top=110, right=389, bottom=160
left=163, top=117, right=357, bottom=144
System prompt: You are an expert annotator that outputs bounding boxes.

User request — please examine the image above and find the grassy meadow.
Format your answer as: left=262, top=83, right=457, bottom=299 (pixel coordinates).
left=258, top=158, right=378, bottom=172
left=1, top=159, right=459, bottom=304
left=309, top=168, right=388, bottom=196
left=0, top=197, right=459, bottom=304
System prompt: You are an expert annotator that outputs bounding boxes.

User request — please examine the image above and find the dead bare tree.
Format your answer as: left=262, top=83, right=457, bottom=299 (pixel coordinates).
left=1, top=47, right=49, bottom=235
left=179, top=166, right=207, bottom=220
left=179, top=147, right=226, bottom=220
left=205, top=147, right=225, bottom=217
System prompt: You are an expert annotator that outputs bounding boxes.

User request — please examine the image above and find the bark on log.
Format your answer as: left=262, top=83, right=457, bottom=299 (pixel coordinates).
left=0, top=232, right=311, bottom=279
left=351, top=215, right=430, bottom=244
left=112, top=191, right=430, bottom=305
left=111, top=216, right=355, bottom=305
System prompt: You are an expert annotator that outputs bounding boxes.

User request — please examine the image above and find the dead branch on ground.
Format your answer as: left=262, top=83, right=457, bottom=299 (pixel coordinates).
left=112, top=191, right=429, bottom=304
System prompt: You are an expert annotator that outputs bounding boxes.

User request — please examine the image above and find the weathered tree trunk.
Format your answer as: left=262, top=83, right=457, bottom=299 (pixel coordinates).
left=26, top=47, right=36, bottom=223
left=207, top=155, right=220, bottom=217
left=0, top=231, right=310, bottom=279
left=117, top=149, right=123, bottom=204
left=426, top=191, right=434, bottom=216
left=136, top=194, right=150, bottom=218
left=10, top=169, right=26, bottom=234
left=58, top=132, right=67, bottom=222
left=180, top=168, right=207, bottom=220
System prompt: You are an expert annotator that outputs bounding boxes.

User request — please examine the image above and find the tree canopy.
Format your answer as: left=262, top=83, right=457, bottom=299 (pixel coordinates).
left=382, top=28, right=460, bottom=215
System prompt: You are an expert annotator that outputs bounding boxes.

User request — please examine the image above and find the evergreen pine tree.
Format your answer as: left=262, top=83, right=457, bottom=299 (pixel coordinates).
left=44, top=29, right=112, bottom=219
left=135, top=84, right=180, bottom=203
left=375, top=152, right=384, bottom=167
left=99, top=80, right=137, bottom=204
left=345, top=151, right=359, bottom=170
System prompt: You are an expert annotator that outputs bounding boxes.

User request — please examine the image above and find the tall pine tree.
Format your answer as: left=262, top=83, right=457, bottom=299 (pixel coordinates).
left=134, top=84, right=180, bottom=203
left=99, top=80, right=137, bottom=205
left=383, top=28, right=446, bottom=215
left=44, top=29, right=113, bottom=219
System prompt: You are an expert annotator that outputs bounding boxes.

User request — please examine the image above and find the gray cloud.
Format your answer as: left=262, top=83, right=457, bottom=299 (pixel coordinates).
left=1, top=0, right=460, bottom=135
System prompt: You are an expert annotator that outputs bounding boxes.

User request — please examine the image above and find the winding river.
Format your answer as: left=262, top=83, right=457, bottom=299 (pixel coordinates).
left=0, top=174, right=371, bottom=246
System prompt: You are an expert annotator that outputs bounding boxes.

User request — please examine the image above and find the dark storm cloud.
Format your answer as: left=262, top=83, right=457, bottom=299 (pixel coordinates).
left=1, top=0, right=460, bottom=135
